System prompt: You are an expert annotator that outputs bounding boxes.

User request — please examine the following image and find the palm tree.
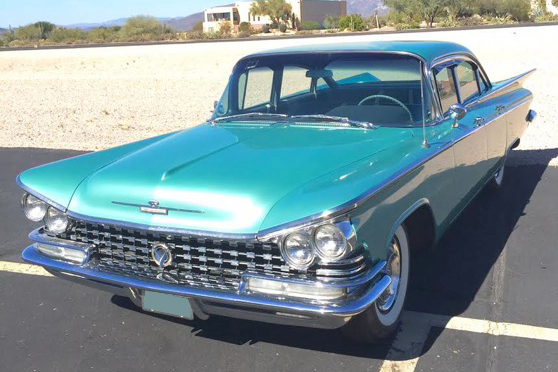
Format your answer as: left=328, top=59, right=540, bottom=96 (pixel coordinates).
left=250, top=0, right=292, bottom=27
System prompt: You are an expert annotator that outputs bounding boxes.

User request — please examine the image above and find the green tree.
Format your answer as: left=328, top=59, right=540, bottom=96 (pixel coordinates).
left=250, top=0, right=293, bottom=27
left=33, top=21, right=56, bottom=39
left=48, top=27, right=87, bottom=42
left=385, top=0, right=454, bottom=27
left=339, top=14, right=367, bottom=31
left=323, top=14, right=340, bottom=29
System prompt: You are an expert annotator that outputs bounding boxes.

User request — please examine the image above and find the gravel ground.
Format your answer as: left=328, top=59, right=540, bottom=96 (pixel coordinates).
left=0, top=25, right=556, bottom=165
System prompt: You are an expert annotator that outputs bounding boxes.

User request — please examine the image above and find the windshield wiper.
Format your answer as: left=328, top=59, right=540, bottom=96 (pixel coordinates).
left=289, top=114, right=375, bottom=129
left=210, top=112, right=289, bottom=123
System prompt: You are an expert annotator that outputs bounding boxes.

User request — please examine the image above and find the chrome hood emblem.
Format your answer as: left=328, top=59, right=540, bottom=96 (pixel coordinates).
left=151, top=243, right=172, bottom=268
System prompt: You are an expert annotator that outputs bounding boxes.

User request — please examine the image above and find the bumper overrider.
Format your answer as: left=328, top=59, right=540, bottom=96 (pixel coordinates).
left=23, top=227, right=391, bottom=329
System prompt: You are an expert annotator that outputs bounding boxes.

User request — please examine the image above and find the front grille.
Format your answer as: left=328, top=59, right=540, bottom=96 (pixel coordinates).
left=56, top=221, right=369, bottom=292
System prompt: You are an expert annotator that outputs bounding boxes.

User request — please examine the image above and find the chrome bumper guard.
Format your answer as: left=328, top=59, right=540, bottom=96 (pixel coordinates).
left=22, top=230, right=391, bottom=329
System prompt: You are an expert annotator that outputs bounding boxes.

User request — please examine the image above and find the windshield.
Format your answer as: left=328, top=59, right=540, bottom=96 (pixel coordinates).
left=212, top=52, right=434, bottom=127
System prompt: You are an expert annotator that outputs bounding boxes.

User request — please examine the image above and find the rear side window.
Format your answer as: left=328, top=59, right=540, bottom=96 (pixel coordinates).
left=238, top=67, right=273, bottom=109
left=455, top=61, right=480, bottom=102
left=280, top=66, right=310, bottom=98
left=434, top=67, right=458, bottom=114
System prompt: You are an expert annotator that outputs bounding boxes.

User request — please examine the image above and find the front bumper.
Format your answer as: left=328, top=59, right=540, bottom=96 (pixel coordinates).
left=22, top=239, right=391, bottom=329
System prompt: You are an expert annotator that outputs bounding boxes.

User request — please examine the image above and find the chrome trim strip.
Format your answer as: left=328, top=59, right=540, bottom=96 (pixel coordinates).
left=112, top=201, right=204, bottom=214
left=17, top=97, right=532, bottom=240
left=29, top=228, right=93, bottom=251
left=23, top=245, right=390, bottom=317
left=16, top=175, right=67, bottom=212
left=241, top=260, right=386, bottom=289
left=258, top=97, right=532, bottom=236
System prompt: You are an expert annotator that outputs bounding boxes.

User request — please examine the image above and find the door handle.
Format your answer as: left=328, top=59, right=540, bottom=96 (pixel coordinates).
left=474, top=117, right=485, bottom=127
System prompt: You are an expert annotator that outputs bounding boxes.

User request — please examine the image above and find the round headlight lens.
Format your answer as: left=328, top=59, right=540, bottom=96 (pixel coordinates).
left=313, top=224, right=348, bottom=261
left=22, top=194, right=48, bottom=221
left=282, top=233, right=314, bottom=269
left=44, top=207, right=69, bottom=234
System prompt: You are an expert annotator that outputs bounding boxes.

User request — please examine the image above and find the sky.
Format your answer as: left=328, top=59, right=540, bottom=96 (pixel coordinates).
left=0, top=0, right=226, bottom=28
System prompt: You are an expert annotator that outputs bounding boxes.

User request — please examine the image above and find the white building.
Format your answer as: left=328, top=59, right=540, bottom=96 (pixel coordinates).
left=203, top=0, right=347, bottom=33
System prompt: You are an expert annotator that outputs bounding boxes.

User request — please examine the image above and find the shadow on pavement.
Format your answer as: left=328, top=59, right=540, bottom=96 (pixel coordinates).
left=110, top=148, right=556, bottom=359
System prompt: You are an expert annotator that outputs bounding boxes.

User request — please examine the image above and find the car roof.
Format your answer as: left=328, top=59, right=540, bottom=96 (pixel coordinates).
left=246, top=40, right=473, bottom=65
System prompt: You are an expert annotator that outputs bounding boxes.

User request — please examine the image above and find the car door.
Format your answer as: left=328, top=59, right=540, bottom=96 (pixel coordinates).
left=433, top=61, right=488, bottom=213
left=455, top=60, right=506, bottom=176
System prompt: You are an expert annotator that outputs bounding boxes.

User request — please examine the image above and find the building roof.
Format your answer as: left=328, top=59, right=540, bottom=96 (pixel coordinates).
left=247, top=40, right=474, bottom=64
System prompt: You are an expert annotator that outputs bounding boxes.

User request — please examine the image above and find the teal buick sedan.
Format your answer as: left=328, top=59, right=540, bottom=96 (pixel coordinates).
left=18, top=41, right=535, bottom=343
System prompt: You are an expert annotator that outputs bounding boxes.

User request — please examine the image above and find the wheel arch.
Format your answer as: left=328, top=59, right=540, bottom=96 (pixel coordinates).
left=385, top=198, right=436, bottom=254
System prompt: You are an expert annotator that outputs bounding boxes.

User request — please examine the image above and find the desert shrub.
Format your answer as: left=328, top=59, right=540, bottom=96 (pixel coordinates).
left=262, top=24, right=271, bottom=33
left=49, top=28, right=87, bottom=43
left=9, top=39, right=28, bottom=47
left=301, top=21, right=320, bottom=30
left=219, top=21, right=232, bottom=36
left=394, top=22, right=421, bottom=30
left=553, top=0, right=558, bottom=6
left=15, top=24, right=42, bottom=41
left=323, top=14, right=340, bottom=29
left=535, top=12, right=558, bottom=21
left=296, top=30, right=315, bottom=35
left=457, top=15, right=485, bottom=26
left=237, top=30, right=252, bottom=38
left=192, top=21, right=203, bottom=32
left=88, top=26, right=120, bottom=42
left=119, top=15, right=174, bottom=41
left=339, top=14, right=367, bottom=31
left=185, top=30, right=205, bottom=40
left=239, top=21, right=252, bottom=33
left=278, top=23, right=287, bottom=32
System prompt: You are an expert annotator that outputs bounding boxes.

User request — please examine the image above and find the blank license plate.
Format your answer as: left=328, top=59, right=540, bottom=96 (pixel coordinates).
left=142, top=291, right=193, bottom=320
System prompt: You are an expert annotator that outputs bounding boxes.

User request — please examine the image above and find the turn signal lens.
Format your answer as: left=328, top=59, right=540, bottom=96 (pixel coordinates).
left=36, top=243, right=87, bottom=264
left=22, top=194, right=48, bottom=221
left=247, top=277, right=346, bottom=301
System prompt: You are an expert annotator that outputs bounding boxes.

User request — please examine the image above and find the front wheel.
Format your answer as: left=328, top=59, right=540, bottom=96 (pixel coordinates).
left=341, top=225, right=410, bottom=343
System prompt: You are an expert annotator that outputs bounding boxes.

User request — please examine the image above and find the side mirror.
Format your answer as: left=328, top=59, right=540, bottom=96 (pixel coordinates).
left=449, top=103, right=467, bottom=127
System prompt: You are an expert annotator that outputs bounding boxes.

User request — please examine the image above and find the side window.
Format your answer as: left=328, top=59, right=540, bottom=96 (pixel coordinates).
left=280, top=66, right=310, bottom=98
left=238, top=67, right=274, bottom=109
left=455, top=61, right=480, bottom=102
left=434, top=67, right=458, bottom=114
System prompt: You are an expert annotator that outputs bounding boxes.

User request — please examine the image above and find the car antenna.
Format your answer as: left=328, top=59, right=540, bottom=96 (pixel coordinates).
left=420, top=61, right=430, bottom=148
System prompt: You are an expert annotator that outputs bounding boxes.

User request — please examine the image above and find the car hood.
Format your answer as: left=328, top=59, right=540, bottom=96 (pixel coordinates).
left=19, top=122, right=414, bottom=235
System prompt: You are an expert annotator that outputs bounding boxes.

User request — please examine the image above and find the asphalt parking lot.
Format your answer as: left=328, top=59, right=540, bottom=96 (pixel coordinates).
left=1, top=147, right=557, bottom=372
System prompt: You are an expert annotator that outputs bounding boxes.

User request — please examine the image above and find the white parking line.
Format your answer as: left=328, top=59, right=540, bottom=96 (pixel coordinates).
left=380, top=311, right=558, bottom=372
left=0, top=260, right=53, bottom=277
left=1, top=260, right=557, bottom=371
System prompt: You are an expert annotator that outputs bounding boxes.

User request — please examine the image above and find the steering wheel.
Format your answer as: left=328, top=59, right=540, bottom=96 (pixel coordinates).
left=358, top=94, right=413, bottom=122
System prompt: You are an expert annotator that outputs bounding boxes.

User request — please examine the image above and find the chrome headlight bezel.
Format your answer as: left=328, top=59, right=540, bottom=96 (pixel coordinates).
left=272, top=217, right=357, bottom=270
left=21, top=193, right=48, bottom=222
left=43, top=206, right=70, bottom=234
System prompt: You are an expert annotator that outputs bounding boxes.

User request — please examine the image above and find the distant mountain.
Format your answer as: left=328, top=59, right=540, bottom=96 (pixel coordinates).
left=0, top=27, right=6, bottom=34
left=59, top=0, right=388, bottom=32
left=347, top=0, right=389, bottom=17
left=162, top=12, right=204, bottom=31
left=66, top=17, right=173, bottom=30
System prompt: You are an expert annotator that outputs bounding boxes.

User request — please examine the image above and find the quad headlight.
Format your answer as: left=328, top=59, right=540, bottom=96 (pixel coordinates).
left=279, top=221, right=354, bottom=270
left=21, top=194, right=48, bottom=221
left=313, top=224, right=348, bottom=261
left=21, top=193, right=70, bottom=234
left=44, top=207, right=69, bottom=234
left=282, top=232, right=315, bottom=269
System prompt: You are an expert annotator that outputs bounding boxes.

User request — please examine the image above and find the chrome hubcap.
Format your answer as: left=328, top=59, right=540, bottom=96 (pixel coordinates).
left=377, top=238, right=402, bottom=313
